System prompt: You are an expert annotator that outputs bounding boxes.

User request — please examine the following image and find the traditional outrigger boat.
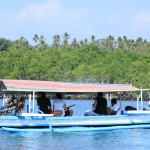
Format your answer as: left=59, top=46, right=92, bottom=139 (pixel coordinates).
left=0, top=79, right=150, bottom=132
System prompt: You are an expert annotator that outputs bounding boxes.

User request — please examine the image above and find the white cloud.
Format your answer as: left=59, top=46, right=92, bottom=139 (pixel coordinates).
left=0, top=0, right=90, bottom=43
left=0, top=0, right=88, bottom=29
left=17, top=0, right=88, bottom=23
left=132, top=11, right=150, bottom=29
left=18, top=0, right=62, bottom=21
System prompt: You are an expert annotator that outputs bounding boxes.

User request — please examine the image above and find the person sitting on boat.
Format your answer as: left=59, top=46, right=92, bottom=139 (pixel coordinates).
left=1, top=96, right=16, bottom=115
left=14, top=96, right=25, bottom=115
left=84, top=92, right=107, bottom=116
left=53, top=93, right=73, bottom=117
left=0, top=96, right=23, bottom=116
left=37, top=92, right=52, bottom=114
left=0, top=97, right=12, bottom=115
left=107, top=98, right=121, bottom=115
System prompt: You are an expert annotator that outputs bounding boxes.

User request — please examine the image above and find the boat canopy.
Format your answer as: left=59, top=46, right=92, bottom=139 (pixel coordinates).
left=0, top=79, right=142, bottom=93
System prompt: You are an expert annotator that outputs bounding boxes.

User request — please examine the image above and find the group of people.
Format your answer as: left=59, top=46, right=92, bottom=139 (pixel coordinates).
left=84, top=92, right=121, bottom=116
left=37, top=92, right=121, bottom=117
left=0, top=92, right=120, bottom=117
left=0, top=96, right=25, bottom=116
left=37, top=92, right=73, bottom=117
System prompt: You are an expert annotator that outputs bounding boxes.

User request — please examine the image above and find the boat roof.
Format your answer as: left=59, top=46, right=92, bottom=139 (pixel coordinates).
left=0, top=79, right=142, bottom=93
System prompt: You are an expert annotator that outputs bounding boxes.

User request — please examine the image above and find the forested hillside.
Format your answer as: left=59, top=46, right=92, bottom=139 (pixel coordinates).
left=0, top=34, right=150, bottom=89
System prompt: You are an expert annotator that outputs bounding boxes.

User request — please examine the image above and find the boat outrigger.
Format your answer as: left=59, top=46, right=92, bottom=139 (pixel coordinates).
left=0, top=79, right=150, bottom=132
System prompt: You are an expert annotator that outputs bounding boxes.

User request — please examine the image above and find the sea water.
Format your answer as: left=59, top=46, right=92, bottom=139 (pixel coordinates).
left=0, top=100, right=150, bottom=150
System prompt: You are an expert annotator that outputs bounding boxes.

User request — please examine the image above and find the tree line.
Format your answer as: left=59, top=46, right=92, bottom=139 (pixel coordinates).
left=0, top=33, right=150, bottom=91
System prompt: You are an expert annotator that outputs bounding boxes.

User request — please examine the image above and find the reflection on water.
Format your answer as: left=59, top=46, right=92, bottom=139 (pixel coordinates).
left=1, top=129, right=150, bottom=150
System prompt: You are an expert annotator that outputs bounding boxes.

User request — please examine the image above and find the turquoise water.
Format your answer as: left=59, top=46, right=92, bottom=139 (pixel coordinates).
left=1, top=128, right=150, bottom=150
left=0, top=100, right=150, bottom=150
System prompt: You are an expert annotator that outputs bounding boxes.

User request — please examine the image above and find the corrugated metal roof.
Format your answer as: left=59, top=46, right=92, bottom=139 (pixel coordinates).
left=0, top=79, right=141, bottom=93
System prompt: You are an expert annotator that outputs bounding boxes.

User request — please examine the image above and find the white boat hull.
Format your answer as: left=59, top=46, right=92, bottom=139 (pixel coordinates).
left=1, top=113, right=150, bottom=128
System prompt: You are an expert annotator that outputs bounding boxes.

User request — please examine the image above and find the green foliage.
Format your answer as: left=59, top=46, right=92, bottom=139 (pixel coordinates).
left=0, top=35, right=150, bottom=89
left=0, top=38, right=12, bottom=51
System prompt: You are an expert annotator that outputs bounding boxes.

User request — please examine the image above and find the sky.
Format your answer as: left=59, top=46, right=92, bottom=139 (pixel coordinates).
left=0, top=0, right=150, bottom=44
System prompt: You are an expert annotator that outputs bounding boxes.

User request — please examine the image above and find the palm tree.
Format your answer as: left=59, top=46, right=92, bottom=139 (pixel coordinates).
left=91, top=35, right=96, bottom=43
left=117, top=37, right=123, bottom=49
left=39, top=35, right=48, bottom=51
left=53, top=35, right=61, bottom=47
left=106, top=35, right=114, bottom=51
left=53, top=35, right=57, bottom=47
left=123, top=36, right=129, bottom=50
left=71, top=38, right=78, bottom=48
left=136, top=37, right=143, bottom=45
left=136, top=37, right=144, bottom=52
left=63, top=33, right=70, bottom=46
left=40, top=40, right=48, bottom=51
left=84, top=38, right=88, bottom=45
left=19, top=36, right=30, bottom=49
left=56, top=35, right=61, bottom=46
left=79, top=40, right=84, bottom=47
left=33, top=34, right=39, bottom=44
left=128, top=39, right=135, bottom=50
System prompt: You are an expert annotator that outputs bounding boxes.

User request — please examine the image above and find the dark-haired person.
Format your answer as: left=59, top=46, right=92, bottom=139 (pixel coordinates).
left=107, top=98, right=121, bottom=115
left=84, top=92, right=107, bottom=116
left=53, top=93, right=73, bottom=117
left=37, top=92, right=52, bottom=114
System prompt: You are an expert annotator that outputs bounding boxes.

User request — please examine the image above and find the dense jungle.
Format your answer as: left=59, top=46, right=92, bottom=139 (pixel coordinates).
left=0, top=33, right=150, bottom=92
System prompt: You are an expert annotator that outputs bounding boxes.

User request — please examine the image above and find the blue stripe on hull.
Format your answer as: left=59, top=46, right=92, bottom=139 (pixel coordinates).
left=2, top=124, right=150, bottom=132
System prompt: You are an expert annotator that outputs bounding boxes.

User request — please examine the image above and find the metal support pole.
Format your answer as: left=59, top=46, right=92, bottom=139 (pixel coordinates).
left=140, top=87, right=143, bottom=110
left=136, top=96, right=139, bottom=111
left=2, top=94, right=5, bottom=107
left=140, top=87, right=143, bottom=105
left=32, top=91, right=35, bottom=113
left=119, top=92, right=122, bottom=114
left=29, top=94, right=31, bottom=114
